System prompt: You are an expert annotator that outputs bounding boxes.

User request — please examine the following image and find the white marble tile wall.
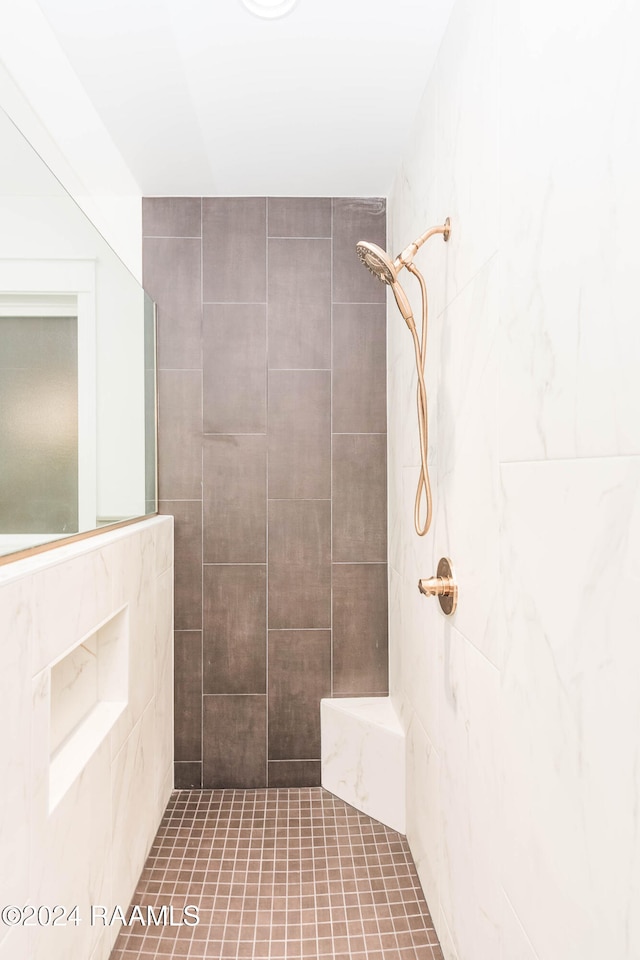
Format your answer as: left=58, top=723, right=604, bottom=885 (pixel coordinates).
left=387, top=0, right=640, bottom=957
left=0, top=517, right=173, bottom=960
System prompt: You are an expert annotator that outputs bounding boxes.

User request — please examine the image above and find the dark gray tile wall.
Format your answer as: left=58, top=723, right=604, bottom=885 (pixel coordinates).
left=267, top=760, right=322, bottom=787
left=203, top=435, right=267, bottom=563
left=144, top=197, right=388, bottom=789
left=333, top=303, right=387, bottom=433
left=156, top=370, right=202, bottom=500
left=268, top=631, right=331, bottom=759
left=332, top=198, right=386, bottom=304
left=142, top=238, right=201, bottom=370
left=202, top=303, right=266, bottom=434
left=203, top=564, right=267, bottom=694
left=332, top=564, right=389, bottom=694
left=267, top=238, right=332, bottom=369
left=202, top=694, right=267, bottom=788
left=268, top=499, right=331, bottom=630
left=267, top=197, right=331, bottom=238
left=333, top=433, right=388, bottom=562
left=267, top=370, right=331, bottom=499
left=173, top=632, right=202, bottom=763
left=159, top=499, right=202, bottom=630
left=203, top=198, right=266, bottom=303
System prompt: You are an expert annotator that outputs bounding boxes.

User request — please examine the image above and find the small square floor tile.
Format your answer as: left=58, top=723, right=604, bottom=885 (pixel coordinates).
left=109, top=787, right=441, bottom=959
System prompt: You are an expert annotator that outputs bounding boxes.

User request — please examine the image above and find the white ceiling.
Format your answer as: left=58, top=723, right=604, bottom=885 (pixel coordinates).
left=35, top=0, right=455, bottom=197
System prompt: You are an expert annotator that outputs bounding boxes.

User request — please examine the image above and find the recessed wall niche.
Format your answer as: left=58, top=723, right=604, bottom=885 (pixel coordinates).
left=49, top=606, right=129, bottom=810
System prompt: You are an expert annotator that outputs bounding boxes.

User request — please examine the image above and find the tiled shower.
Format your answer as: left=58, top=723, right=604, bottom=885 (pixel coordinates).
left=143, top=196, right=390, bottom=791
left=3, top=0, right=637, bottom=957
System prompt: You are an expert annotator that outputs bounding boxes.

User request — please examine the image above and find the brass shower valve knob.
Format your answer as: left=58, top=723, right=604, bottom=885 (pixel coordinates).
left=418, top=576, right=454, bottom=597
left=418, top=557, right=457, bottom=616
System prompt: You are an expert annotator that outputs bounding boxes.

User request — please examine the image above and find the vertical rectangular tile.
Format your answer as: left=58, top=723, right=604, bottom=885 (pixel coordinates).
left=174, top=761, right=202, bottom=789
left=203, top=303, right=266, bottom=434
left=267, top=238, right=331, bottom=369
left=143, top=238, right=202, bottom=370
left=268, top=500, right=331, bottom=629
left=333, top=564, right=388, bottom=695
left=148, top=194, right=389, bottom=786
left=267, top=761, right=322, bottom=787
left=203, top=435, right=266, bottom=563
left=268, top=630, right=331, bottom=760
left=142, top=197, right=202, bottom=238
left=159, top=500, right=202, bottom=630
left=333, top=434, right=387, bottom=561
left=333, top=303, right=387, bottom=434
left=157, top=370, right=202, bottom=500
left=202, top=695, right=267, bottom=788
left=174, top=631, right=202, bottom=762
left=203, top=565, right=266, bottom=694
left=203, top=198, right=266, bottom=303
left=268, top=370, right=330, bottom=499
left=332, top=198, right=386, bottom=304
left=267, top=198, right=331, bottom=238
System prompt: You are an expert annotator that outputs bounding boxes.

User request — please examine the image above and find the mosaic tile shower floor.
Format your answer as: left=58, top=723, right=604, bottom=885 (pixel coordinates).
left=111, top=788, right=443, bottom=959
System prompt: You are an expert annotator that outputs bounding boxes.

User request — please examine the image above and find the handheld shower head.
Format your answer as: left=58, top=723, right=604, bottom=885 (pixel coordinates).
left=355, top=241, right=397, bottom=285
left=390, top=281, right=415, bottom=327
left=355, top=240, right=414, bottom=326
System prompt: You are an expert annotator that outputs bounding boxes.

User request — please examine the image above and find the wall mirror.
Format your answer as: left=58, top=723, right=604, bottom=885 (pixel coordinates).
left=0, top=106, right=157, bottom=561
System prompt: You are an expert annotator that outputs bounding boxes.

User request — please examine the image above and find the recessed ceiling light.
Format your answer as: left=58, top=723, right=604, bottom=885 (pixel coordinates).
left=240, top=0, right=299, bottom=19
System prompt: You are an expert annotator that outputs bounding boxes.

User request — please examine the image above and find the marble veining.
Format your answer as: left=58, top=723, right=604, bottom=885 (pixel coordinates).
left=50, top=636, right=98, bottom=754
left=387, top=0, right=640, bottom=957
left=0, top=517, right=173, bottom=960
left=321, top=696, right=405, bottom=834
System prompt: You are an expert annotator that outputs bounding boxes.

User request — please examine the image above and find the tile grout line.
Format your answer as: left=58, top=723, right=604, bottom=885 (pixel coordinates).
left=268, top=757, right=323, bottom=763
left=202, top=562, right=267, bottom=566
left=202, top=692, right=270, bottom=698
left=266, top=234, right=332, bottom=240
left=142, top=234, right=202, bottom=240
left=267, top=498, right=331, bottom=503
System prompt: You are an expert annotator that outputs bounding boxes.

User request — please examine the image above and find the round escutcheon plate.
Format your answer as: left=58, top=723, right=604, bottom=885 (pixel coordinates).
left=437, top=556, right=457, bottom=616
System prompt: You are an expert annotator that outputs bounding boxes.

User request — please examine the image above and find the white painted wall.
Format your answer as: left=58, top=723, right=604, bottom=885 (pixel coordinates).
left=0, top=516, right=173, bottom=960
left=0, top=0, right=142, bottom=280
left=387, top=1, right=640, bottom=958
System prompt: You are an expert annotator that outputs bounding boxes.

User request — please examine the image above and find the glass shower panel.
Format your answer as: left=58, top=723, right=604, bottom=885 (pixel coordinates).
left=0, top=103, right=158, bottom=561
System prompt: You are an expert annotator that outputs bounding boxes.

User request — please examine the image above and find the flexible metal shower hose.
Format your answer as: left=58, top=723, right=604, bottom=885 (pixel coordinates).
left=405, top=262, right=432, bottom=537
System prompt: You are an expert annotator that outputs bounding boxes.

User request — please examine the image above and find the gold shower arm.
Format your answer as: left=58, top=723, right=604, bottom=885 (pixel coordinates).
left=394, top=217, right=451, bottom=270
